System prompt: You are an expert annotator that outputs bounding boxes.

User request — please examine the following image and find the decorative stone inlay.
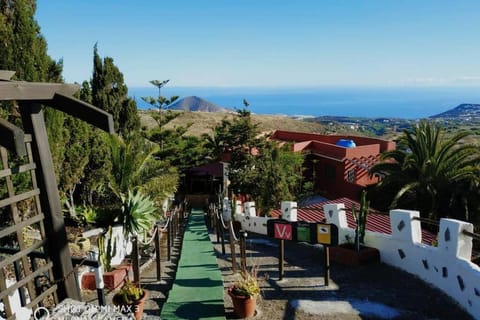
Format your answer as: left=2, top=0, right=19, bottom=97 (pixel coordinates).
left=434, top=266, right=438, bottom=272
left=444, top=227, right=451, bottom=242
left=422, top=259, right=429, bottom=270
left=457, top=275, right=465, bottom=291
left=474, top=288, right=480, bottom=297
left=468, top=300, right=472, bottom=307
left=442, top=267, right=448, bottom=278
left=397, top=220, right=405, bottom=232
left=398, top=249, right=406, bottom=259
left=328, top=210, right=333, bottom=218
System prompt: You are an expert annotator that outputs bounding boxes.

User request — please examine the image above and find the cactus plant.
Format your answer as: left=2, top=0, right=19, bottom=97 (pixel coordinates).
left=352, top=190, right=369, bottom=252
left=98, top=226, right=117, bottom=272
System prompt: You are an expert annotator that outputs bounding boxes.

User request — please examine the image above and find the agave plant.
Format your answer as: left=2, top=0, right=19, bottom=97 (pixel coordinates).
left=119, top=189, right=159, bottom=236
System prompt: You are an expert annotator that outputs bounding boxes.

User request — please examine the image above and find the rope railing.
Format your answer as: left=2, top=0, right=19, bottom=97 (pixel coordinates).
left=229, top=220, right=239, bottom=242
left=159, top=215, right=171, bottom=232
left=218, top=210, right=229, bottom=230
left=137, top=226, right=159, bottom=245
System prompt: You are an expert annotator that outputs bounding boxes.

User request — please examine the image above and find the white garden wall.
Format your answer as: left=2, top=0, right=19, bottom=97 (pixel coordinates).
left=233, top=201, right=480, bottom=319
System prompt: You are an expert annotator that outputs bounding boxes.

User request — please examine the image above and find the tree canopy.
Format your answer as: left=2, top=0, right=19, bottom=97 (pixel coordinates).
left=206, top=108, right=304, bottom=214
left=370, top=121, right=480, bottom=223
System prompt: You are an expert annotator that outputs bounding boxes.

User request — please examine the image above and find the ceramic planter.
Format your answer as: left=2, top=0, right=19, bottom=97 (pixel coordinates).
left=228, top=287, right=257, bottom=318
left=81, top=264, right=132, bottom=290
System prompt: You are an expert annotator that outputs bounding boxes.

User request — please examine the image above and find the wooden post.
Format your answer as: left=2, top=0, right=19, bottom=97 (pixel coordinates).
left=228, top=222, right=237, bottom=272
left=279, top=239, right=285, bottom=280
left=132, top=235, right=140, bottom=284
left=19, top=102, right=79, bottom=300
left=167, top=218, right=172, bottom=261
left=155, top=226, right=162, bottom=281
left=175, top=210, right=180, bottom=238
left=215, top=211, right=220, bottom=243
left=217, top=214, right=226, bottom=255
left=239, top=231, right=247, bottom=272
left=221, top=227, right=226, bottom=255
left=324, top=245, right=330, bottom=287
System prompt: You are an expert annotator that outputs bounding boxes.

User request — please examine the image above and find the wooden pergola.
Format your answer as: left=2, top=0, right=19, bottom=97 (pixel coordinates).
left=0, top=70, right=113, bottom=318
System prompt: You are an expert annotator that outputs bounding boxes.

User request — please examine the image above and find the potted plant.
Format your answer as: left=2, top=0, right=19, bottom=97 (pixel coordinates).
left=227, top=266, right=263, bottom=318
left=113, top=278, right=148, bottom=320
left=329, top=190, right=380, bottom=265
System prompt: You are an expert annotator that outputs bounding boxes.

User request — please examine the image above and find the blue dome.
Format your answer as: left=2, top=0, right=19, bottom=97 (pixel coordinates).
left=336, top=139, right=356, bottom=148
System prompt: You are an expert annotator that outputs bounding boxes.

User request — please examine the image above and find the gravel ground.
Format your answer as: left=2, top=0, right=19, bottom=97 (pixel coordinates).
left=213, top=234, right=473, bottom=320
left=81, top=220, right=473, bottom=320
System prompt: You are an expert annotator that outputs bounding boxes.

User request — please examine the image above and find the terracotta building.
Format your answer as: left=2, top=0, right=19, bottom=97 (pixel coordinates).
left=270, top=130, right=395, bottom=200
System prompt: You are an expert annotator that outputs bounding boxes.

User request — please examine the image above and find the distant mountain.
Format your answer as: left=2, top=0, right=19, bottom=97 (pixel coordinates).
left=430, top=104, right=480, bottom=119
left=168, top=96, right=231, bottom=113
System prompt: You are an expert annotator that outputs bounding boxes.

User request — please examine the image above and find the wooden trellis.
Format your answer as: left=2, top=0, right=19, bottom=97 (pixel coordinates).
left=0, top=71, right=113, bottom=319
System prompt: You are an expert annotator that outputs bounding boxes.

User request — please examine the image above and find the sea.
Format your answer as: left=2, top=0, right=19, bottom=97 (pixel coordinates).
left=129, top=86, right=480, bottom=119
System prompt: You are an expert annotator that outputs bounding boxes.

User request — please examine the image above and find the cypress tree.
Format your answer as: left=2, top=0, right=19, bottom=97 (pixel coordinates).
left=90, top=44, right=140, bottom=137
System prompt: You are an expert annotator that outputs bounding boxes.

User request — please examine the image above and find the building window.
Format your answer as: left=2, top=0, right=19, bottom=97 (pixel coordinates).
left=347, top=169, right=356, bottom=183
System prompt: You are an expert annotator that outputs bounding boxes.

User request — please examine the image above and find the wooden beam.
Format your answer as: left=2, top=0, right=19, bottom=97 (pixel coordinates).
left=0, top=119, right=26, bottom=157
left=0, top=70, right=15, bottom=81
left=50, top=93, right=114, bottom=134
left=0, top=81, right=79, bottom=100
left=18, top=102, right=80, bottom=301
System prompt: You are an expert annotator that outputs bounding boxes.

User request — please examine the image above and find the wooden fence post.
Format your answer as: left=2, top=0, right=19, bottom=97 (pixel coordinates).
left=132, top=235, right=140, bottom=284
left=155, top=226, right=162, bottom=281
left=240, top=231, right=247, bottom=272
left=228, top=222, right=237, bottom=272
left=167, top=217, right=172, bottom=261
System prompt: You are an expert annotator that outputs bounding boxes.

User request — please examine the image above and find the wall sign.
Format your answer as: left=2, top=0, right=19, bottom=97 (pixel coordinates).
left=269, top=220, right=293, bottom=240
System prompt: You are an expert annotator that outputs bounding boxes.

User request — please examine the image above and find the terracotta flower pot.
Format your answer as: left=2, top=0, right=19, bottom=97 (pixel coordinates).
left=228, top=287, right=257, bottom=318
left=113, top=289, right=148, bottom=320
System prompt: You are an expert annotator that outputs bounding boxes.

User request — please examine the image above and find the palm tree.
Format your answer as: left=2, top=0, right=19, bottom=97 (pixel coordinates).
left=108, top=134, right=159, bottom=199
left=370, top=121, right=480, bottom=222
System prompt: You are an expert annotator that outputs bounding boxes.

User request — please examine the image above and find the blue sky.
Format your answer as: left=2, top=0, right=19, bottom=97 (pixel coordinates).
left=35, top=0, right=480, bottom=88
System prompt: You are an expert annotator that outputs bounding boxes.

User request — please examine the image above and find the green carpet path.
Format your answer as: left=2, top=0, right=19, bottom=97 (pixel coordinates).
left=160, top=209, right=225, bottom=320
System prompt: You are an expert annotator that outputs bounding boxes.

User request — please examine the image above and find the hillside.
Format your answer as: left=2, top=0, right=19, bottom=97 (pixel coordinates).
left=431, top=103, right=480, bottom=119
left=168, top=96, right=231, bottom=113
left=139, top=110, right=335, bottom=137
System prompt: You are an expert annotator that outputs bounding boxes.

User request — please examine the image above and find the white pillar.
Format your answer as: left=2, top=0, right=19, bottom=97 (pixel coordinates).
left=438, top=218, right=473, bottom=260
left=244, top=201, right=256, bottom=217
left=324, top=203, right=347, bottom=227
left=235, top=200, right=243, bottom=215
left=390, top=209, right=422, bottom=244
left=323, top=203, right=349, bottom=243
left=281, top=201, right=297, bottom=222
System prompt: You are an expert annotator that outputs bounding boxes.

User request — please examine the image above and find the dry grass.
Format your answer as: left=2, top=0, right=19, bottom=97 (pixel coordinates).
left=140, top=110, right=332, bottom=137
